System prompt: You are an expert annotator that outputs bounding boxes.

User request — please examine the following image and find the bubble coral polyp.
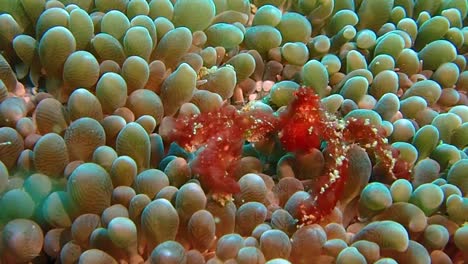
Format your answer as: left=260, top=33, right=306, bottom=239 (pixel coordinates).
left=167, top=87, right=410, bottom=225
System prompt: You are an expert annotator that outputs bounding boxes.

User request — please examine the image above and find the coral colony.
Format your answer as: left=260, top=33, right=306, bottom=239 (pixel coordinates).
left=167, top=86, right=410, bottom=225
left=1, top=0, right=468, bottom=263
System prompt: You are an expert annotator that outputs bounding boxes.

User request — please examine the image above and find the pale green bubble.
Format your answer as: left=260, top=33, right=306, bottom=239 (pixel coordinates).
left=360, top=182, right=393, bottom=212
left=352, top=221, right=409, bottom=252
left=276, top=12, right=312, bottom=43
left=374, top=32, right=405, bottom=60
left=418, top=40, right=457, bottom=70
left=390, top=179, right=413, bottom=203
left=369, top=70, right=399, bottom=99
left=281, top=42, right=309, bottom=66
left=172, top=0, right=215, bottom=31
left=244, top=25, right=282, bottom=57
left=327, top=9, right=359, bottom=36
left=339, top=76, right=368, bottom=103
left=402, top=80, right=442, bottom=106
left=205, top=23, right=244, bottom=49
left=447, top=159, right=468, bottom=195
left=252, top=4, right=282, bottom=26
left=356, top=0, right=394, bottom=31
left=301, top=60, right=329, bottom=97
left=410, top=183, right=444, bottom=216
left=415, top=16, right=450, bottom=51
left=412, top=125, right=440, bottom=162
left=374, top=93, right=399, bottom=121
left=412, top=158, right=441, bottom=188
left=391, top=119, right=416, bottom=143
left=368, top=54, right=395, bottom=76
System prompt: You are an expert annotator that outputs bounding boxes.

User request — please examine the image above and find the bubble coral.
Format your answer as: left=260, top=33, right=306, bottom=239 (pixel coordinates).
left=2, top=0, right=468, bottom=262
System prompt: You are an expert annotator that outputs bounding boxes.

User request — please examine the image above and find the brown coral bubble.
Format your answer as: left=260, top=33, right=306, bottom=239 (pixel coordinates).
left=153, top=27, right=192, bottom=69
left=0, top=80, right=8, bottom=103
left=145, top=60, right=168, bottom=94
left=252, top=223, right=272, bottom=241
left=99, top=59, right=121, bottom=76
left=141, top=198, right=180, bottom=250
left=0, top=127, right=24, bottom=170
left=199, top=66, right=237, bottom=100
left=350, top=240, right=381, bottom=264
left=186, top=249, right=205, bottom=264
left=216, top=233, right=245, bottom=261
left=155, top=185, right=178, bottom=203
left=0, top=160, right=8, bottom=194
left=372, top=202, right=427, bottom=234
left=101, top=204, right=129, bottom=228
left=15, top=117, right=35, bottom=138
left=324, top=223, right=347, bottom=241
left=60, top=240, right=82, bottom=264
left=111, top=185, right=136, bottom=208
left=42, top=190, right=78, bottom=228
left=95, top=72, right=128, bottom=114
left=71, top=213, right=101, bottom=249
left=273, top=177, right=304, bottom=208
left=67, top=163, right=113, bottom=215
left=92, top=145, right=118, bottom=173
left=180, top=52, right=204, bottom=73
left=2, top=219, right=44, bottom=263
left=260, top=229, right=292, bottom=260
left=33, top=132, right=68, bottom=177
left=178, top=102, right=201, bottom=118
left=124, top=26, right=153, bottom=61
left=160, top=62, right=197, bottom=116
left=149, top=240, right=187, bottom=264
left=79, top=249, right=118, bottom=264
left=135, top=115, right=157, bottom=134
left=113, top=107, right=135, bottom=123
left=121, top=55, right=150, bottom=93
left=190, top=89, right=223, bottom=113
left=0, top=188, right=35, bottom=220
left=430, top=250, right=452, bottom=264
left=235, top=201, right=268, bottom=237
left=236, top=246, right=266, bottom=264
left=64, top=117, right=106, bottom=162
left=38, top=25, right=76, bottom=80
left=164, top=156, right=191, bottom=188
left=23, top=172, right=53, bottom=202
left=33, top=97, right=69, bottom=135
left=116, top=122, right=151, bottom=172
left=128, top=193, right=151, bottom=223
left=126, top=89, right=164, bottom=125
left=236, top=173, right=268, bottom=206
left=43, top=228, right=72, bottom=259
left=100, top=115, right=126, bottom=148
left=270, top=209, right=297, bottom=237
left=289, top=224, right=327, bottom=264
left=67, top=88, right=103, bottom=122
left=133, top=168, right=169, bottom=199
left=187, top=209, right=216, bottom=252
left=231, top=156, right=263, bottom=180
left=0, top=96, right=28, bottom=127
left=110, top=155, right=137, bottom=187
left=175, top=182, right=207, bottom=225
left=63, top=50, right=100, bottom=90
left=0, top=51, right=19, bottom=92
left=205, top=197, right=236, bottom=239
left=64, top=162, right=84, bottom=181
left=88, top=227, right=127, bottom=259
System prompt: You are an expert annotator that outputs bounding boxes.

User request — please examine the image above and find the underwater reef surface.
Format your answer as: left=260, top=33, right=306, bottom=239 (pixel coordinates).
left=0, top=0, right=468, bottom=263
